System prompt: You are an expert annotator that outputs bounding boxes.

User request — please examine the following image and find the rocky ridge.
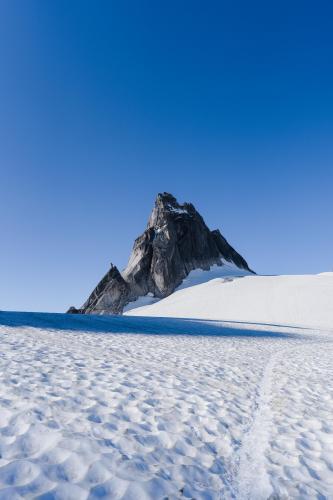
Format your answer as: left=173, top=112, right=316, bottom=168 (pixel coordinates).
left=68, top=193, right=253, bottom=314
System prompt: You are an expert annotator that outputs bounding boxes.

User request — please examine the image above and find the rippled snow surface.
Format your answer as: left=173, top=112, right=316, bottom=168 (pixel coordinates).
left=0, top=312, right=332, bottom=499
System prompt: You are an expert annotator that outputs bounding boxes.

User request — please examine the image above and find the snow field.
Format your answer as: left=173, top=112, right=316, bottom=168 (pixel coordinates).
left=0, top=313, right=331, bottom=499
left=265, top=340, right=333, bottom=498
left=126, top=272, right=333, bottom=331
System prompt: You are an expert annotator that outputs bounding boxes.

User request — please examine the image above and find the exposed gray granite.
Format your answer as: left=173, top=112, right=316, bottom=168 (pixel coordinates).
left=68, top=193, right=253, bottom=315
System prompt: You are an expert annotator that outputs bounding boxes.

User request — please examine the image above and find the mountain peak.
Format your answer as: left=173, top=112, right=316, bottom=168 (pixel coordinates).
left=156, top=192, right=178, bottom=205
left=155, top=192, right=195, bottom=211
left=68, top=193, right=253, bottom=315
left=148, top=193, right=196, bottom=229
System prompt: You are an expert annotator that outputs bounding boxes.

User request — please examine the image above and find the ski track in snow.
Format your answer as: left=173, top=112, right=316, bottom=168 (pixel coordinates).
left=235, top=345, right=280, bottom=499
left=235, top=335, right=333, bottom=500
left=0, top=313, right=332, bottom=499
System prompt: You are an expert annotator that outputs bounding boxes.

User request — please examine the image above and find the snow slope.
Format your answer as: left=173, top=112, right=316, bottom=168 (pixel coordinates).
left=126, top=272, right=333, bottom=330
left=124, top=262, right=252, bottom=313
left=0, top=311, right=332, bottom=499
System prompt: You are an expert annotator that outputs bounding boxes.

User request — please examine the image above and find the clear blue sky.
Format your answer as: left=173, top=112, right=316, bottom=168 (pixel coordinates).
left=1, top=1, right=332, bottom=312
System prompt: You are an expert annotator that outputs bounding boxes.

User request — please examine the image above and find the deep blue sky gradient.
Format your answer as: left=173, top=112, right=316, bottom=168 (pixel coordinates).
left=1, top=1, right=332, bottom=312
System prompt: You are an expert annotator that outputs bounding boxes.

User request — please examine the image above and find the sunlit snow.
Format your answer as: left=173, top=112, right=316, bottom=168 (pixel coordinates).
left=0, top=273, right=332, bottom=498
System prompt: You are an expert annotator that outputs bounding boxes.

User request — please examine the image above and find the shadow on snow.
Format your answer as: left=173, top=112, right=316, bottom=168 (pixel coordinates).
left=0, top=311, right=305, bottom=339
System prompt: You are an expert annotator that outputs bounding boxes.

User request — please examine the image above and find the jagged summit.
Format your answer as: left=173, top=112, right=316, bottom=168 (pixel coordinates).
left=147, top=193, right=197, bottom=229
left=68, top=193, right=253, bottom=315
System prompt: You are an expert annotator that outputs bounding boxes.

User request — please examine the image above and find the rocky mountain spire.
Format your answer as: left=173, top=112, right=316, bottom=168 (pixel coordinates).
left=68, top=192, right=253, bottom=315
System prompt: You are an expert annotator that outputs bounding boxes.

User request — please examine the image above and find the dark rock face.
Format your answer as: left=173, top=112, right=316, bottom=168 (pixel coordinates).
left=66, top=306, right=81, bottom=314
left=80, top=264, right=132, bottom=315
left=68, top=193, right=253, bottom=315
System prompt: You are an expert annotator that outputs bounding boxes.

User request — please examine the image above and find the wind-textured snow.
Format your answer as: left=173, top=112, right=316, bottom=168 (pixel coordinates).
left=0, top=311, right=332, bottom=499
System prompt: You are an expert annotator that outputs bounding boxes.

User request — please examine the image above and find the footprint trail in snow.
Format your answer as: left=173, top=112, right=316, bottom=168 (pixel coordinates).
left=0, top=312, right=331, bottom=499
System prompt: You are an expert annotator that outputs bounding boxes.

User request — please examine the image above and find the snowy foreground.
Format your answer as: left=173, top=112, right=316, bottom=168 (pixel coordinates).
left=0, top=306, right=332, bottom=499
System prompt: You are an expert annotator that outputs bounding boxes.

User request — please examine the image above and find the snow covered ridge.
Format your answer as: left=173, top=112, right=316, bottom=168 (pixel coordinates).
left=126, top=272, right=333, bottom=331
left=124, top=261, right=251, bottom=312
left=0, top=311, right=332, bottom=499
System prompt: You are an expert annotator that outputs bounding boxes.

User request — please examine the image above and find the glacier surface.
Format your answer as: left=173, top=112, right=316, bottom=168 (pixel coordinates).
left=0, top=307, right=332, bottom=499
